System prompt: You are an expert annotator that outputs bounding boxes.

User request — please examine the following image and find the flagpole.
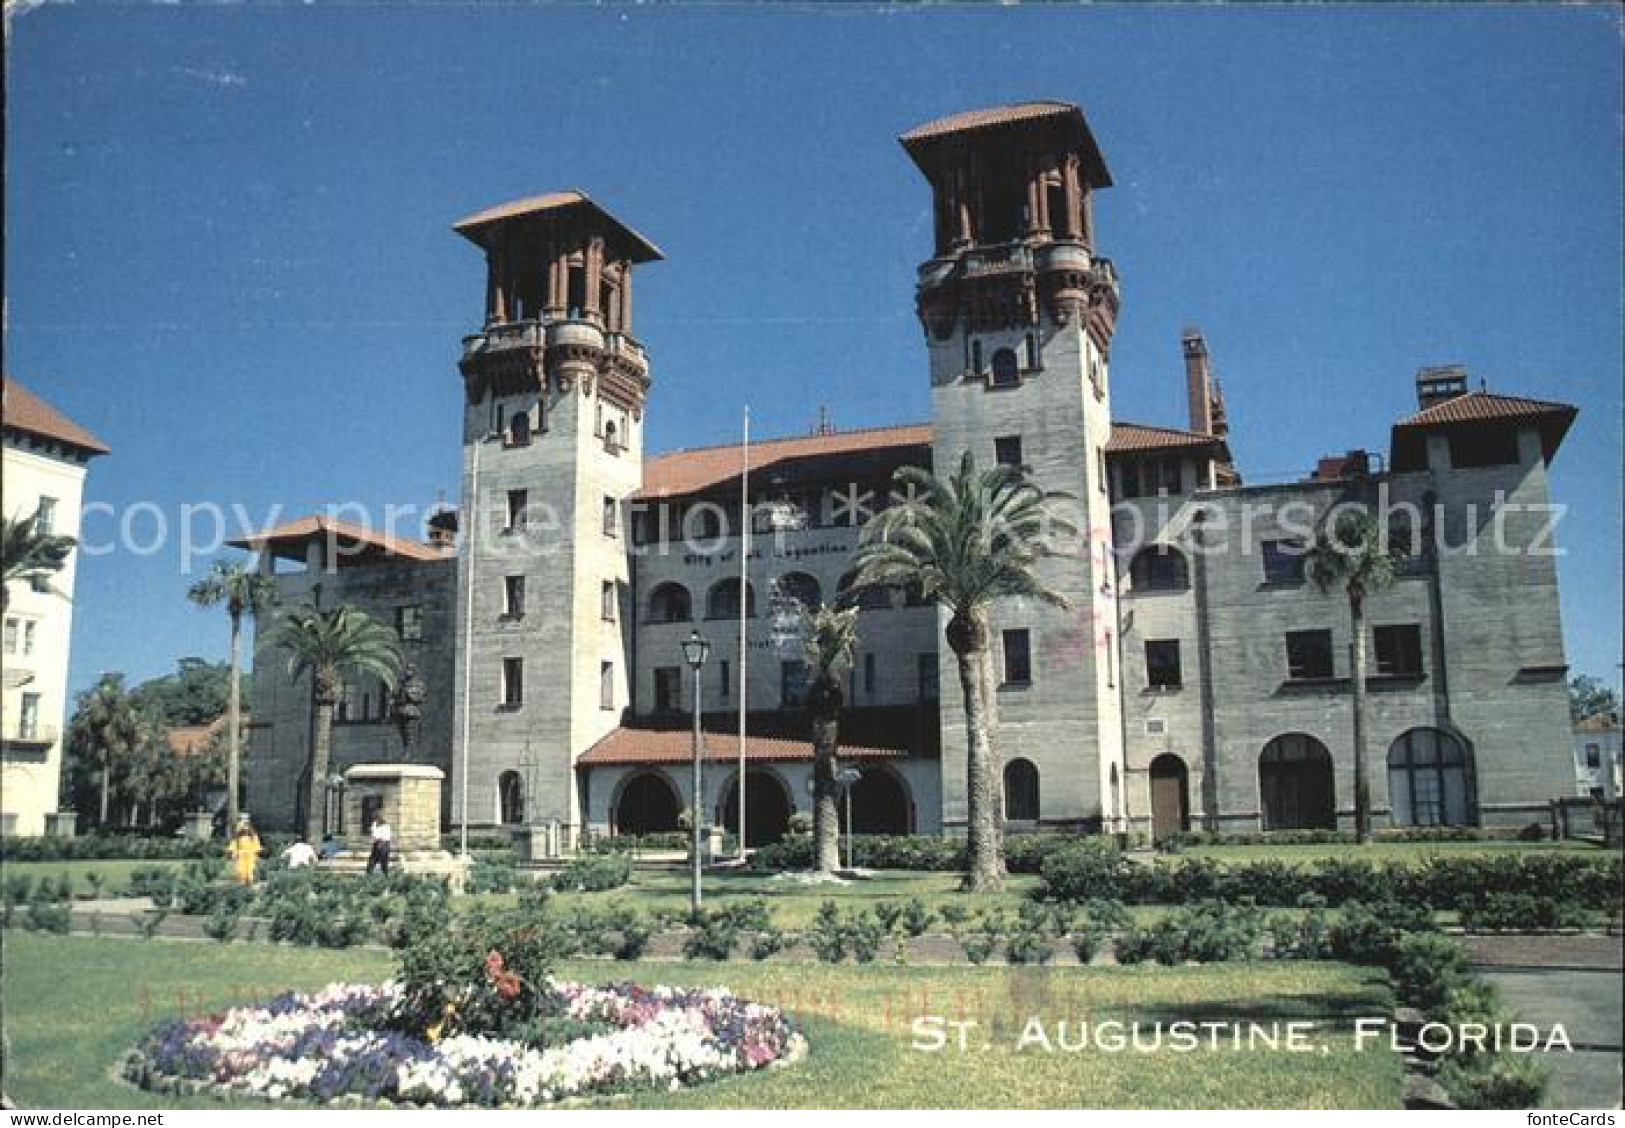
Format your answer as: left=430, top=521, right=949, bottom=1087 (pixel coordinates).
left=737, top=406, right=750, bottom=860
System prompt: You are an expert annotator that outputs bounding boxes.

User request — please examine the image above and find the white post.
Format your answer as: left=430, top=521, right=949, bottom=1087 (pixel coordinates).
left=737, top=406, right=750, bottom=858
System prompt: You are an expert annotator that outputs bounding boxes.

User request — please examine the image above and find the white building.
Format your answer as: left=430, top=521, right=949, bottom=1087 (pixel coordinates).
left=2, top=377, right=109, bottom=836
left=1573, top=713, right=1622, bottom=802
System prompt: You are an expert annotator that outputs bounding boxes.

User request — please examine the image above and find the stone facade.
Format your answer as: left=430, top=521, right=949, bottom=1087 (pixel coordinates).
left=242, top=101, right=1582, bottom=844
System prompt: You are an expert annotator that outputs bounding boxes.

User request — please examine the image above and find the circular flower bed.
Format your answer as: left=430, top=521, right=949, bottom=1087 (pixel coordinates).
left=124, top=979, right=804, bottom=1107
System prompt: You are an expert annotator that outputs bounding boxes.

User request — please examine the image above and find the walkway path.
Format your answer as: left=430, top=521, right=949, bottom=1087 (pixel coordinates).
left=1463, top=933, right=1622, bottom=1109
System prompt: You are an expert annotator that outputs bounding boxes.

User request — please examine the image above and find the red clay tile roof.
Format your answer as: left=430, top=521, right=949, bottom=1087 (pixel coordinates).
left=452, top=189, right=663, bottom=262
left=1, top=377, right=110, bottom=456
left=227, top=515, right=446, bottom=563
left=578, top=727, right=905, bottom=767
left=166, top=715, right=248, bottom=757
left=901, top=101, right=1082, bottom=143
left=1395, top=390, right=1577, bottom=430
left=636, top=423, right=934, bottom=500
left=1105, top=421, right=1227, bottom=455
left=1390, top=390, right=1577, bottom=470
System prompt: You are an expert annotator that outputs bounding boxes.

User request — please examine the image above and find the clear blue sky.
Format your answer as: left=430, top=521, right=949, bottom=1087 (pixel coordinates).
left=6, top=4, right=1620, bottom=700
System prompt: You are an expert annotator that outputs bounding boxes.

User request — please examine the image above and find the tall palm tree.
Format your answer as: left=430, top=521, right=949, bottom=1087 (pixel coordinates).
left=802, top=603, right=860, bottom=873
left=1, top=506, right=76, bottom=613
left=66, top=673, right=148, bottom=827
left=263, top=603, right=403, bottom=843
left=187, top=560, right=277, bottom=830
left=1303, top=507, right=1398, bottom=844
left=851, top=452, right=1072, bottom=892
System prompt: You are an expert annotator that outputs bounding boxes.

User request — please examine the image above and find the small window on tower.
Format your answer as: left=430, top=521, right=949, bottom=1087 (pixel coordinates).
left=601, top=580, right=617, bottom=622
left=990, top=348, right=1020, bottom=388
left=1002, top=629, right=1032, bottom=685
left=506, top=489, right=529, bottom=532
left=970, top=339, right=983, bottom=374
left=604, top=420, right=620, bottom=453
left=600, top=661, right=615, bottom=710
left=602, top=496, right=618, bottom=537
left=567, top=263, right=587, bottom=318
left=995, top=436, right=1023, bottom=468
left=501, top=658, right=524, bottom=708
left=503, top=576, right=525, bottom=619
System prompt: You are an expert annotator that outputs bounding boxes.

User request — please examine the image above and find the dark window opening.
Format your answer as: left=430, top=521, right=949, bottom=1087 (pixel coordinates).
left=1002, top=628, right=1032, bottom=684
left=781, top=660, right=810, bottom=708
left=506, top=489, right=528, bottom=532
left=980, top=172, right=1025, bottom=243
left=1046, top=180, right=1069, bottom=236
left=1262, top=539, right=1306, bottom=584
left=396, top=605, right=423, bottom=642
left=1004, top=758, right=1040, bottom=821
left=1146, top=640, right=1183, bottom=689
left=990, top=348, right=1020, bottom=388
left=501, top=657, right=524, bottom=707
left=995, top=435, right=1023, bottom=468
left=508, top=410, right=531, bottom=447
left=1286, top=629, right=1335, bottom=681
left=1448, top=426, right=1521, bottom=469
left=918, top=654, right=939, bottom=702
left=1130, top=545, right=1189, bottom=591
left=647, top=583, right=692, bottom=624
left=503, top=575, right=526, bottom=618
left=654, top=666, right=682, bottom=713
left=567, top=263, right=587, bottom=318
left=1373, top=624, right=1423, bottom=677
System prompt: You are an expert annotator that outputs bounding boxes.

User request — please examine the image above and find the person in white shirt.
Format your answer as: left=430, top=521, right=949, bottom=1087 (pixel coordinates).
left=281, top=837, right=318, bottom=870
left=366, top=818, right=393, bottom=877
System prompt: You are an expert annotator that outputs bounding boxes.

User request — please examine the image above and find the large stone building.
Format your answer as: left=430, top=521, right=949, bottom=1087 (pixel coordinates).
left=243, top=101, right=1580, bottom=845
left=2, top=377, right=110, bottom=836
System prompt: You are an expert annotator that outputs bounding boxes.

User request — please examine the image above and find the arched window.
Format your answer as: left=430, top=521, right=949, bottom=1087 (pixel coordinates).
left=1259, top=734, right=1336, bottom=830
left=1004, top=758, right=1040, bottom=822
left=843, top=766, right=914, bottom=835
left=837, top=570, right=898, bottom=611
left=774, top=572, right=822, bottom=612
left=1129, top=545, right=1190, bottom=592
left=1388, top=728, right=1475, bottom=827
left=991, top=348, right=1020, bottom=388
left=706, top=578, right=756, bottom=620
left=498, top=770, right=524, bottom=825
left=647, top=582, right=692, bottom=624
left=508, top=410, right=531, bottom=447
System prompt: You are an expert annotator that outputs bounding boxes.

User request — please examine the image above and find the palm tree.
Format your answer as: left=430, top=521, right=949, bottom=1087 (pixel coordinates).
left=66, top=673, right=148, bottom=827
left=1, top=506, right=77, bottom=613
left=187, top=561, right=277, bottom=830
left=802, top=603, right=860, bottom=873
left=1303, top=507, right=1398, bottom=844
left=263, top=603, right=403, bottom=843
left=850, top=452, right=1072, bottom=892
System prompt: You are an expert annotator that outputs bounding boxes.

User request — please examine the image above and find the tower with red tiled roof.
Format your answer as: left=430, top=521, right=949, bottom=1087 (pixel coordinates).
left=901, top=102, right=1127, bottom=833
left=450, top=192, right=663, bottom=840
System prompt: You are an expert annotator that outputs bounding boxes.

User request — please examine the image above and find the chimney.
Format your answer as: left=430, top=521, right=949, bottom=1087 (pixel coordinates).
left=1182, top=327, right=1213, bottom=435
left=1416, top=364, right=1469, bottom=409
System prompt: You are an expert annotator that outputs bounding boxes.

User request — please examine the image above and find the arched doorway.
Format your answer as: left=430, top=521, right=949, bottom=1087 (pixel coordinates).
left=719, top=770, right=792, bottom=846
left=1387, top=727, right=1475, bottom=827
left=1004, top=758, right=1040, bottom=822
left=1149, top=754, right=1190, bottom=840
left=1259, top=734, right=1336, bottom=830
left=842, top=766, right=913, bottom=835
left=498, top=771, right=524, bottom=825
left=613, top=771, right=681, bottom=837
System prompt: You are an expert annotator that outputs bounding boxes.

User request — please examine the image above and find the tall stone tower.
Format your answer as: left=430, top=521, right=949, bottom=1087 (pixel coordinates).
left=451, top=192, right=661, bottom=838
left=900, top=102, right=1126, bottom=832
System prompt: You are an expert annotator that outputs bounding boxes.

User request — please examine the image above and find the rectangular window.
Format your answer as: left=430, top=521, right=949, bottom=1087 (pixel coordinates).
left=1372, top=624, right=1423, bottom=677
left=601, top=580, right=617, bottom=622
left=506, top=489, right=528, bottom=531
left=396, top=605, right=423, bottom=641
left=35, top=498, right=57, bottom=535
left=1120, top=460, right=1143, bottom=499
left=1002, top=628, right=1032, bottom=685
left=23, top=621, right=36, bottom=656
left=719, top=659, right=730, bottom=700
left=603, top=495, right=618, bottom=537
left=1285, top=630, right=1335, bottom=680
left=2, top=619, right=16, bottom=655
left=1448, top=427, right=1521, bottom=469
left=918, top=654, right=939, bottom=702
left=1585, top=744, right=1601, bottom=769
left=503, top=576, right=525, bottom=619
left=995, top=435, right=1023, bottom=468
left=781, top=660, right=810, bottom=708
left=1146, top=640, right=1183, bottom=689
left=1158, top=458, right=1183, bottom=495
left=864, top=653, right=877, bottom=695
left=654, top=666, right=682, bottom=712
left=1262, top=539, right=1306, bottom=584
left=600, top=661, right=615, bottom=710
left=19, top=693, right=41, bottom=740
left=501, top=657, right=524, bottom=707
left=970, top=339, right=983, bottom=374
left=1098, top=448, right=1108, bottom=493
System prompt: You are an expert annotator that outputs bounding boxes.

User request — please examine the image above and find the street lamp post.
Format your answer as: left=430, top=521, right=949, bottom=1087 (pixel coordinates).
left=837, top=765, right=862, bottom=872
left=681, top=629, right=711, bottom=913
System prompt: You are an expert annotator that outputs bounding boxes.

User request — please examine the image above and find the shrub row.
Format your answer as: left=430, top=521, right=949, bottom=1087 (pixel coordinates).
left=750, top=832, right=1087, bottom=875
left=0, top=833, right=222, bottom=862
left=1162, top=824, right=1551, bottom=847
left=1035, top=843, right=1622, bottom=912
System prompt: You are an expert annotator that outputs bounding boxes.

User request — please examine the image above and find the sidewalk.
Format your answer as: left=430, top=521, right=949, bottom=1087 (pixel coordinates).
left=1464, top=933, right=1623, bottom=1109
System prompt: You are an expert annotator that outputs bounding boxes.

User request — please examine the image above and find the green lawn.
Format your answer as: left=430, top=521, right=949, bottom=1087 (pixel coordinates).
left=2, top=933, right=1402, bottom=1109
left=1, top=858, right=190, bottom=897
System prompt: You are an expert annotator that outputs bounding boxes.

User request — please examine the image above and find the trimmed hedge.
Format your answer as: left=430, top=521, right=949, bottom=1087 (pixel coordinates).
left=0, top=834, right=221, bottom=862
left=750, top=832, right=1081, bottom=875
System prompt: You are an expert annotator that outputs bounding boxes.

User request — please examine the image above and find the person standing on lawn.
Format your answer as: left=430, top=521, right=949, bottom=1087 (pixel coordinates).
left=226, top=817, right=261, bottom=885
left=366, top=816, right=393, bottom=877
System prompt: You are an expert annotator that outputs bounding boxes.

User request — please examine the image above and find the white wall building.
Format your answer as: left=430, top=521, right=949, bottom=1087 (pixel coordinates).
left=2, top=377, right=109, bottom=836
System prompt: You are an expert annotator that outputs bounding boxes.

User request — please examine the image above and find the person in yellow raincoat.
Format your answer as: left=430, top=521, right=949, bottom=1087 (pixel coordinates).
left=226, top=818, right=261, bottom=885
